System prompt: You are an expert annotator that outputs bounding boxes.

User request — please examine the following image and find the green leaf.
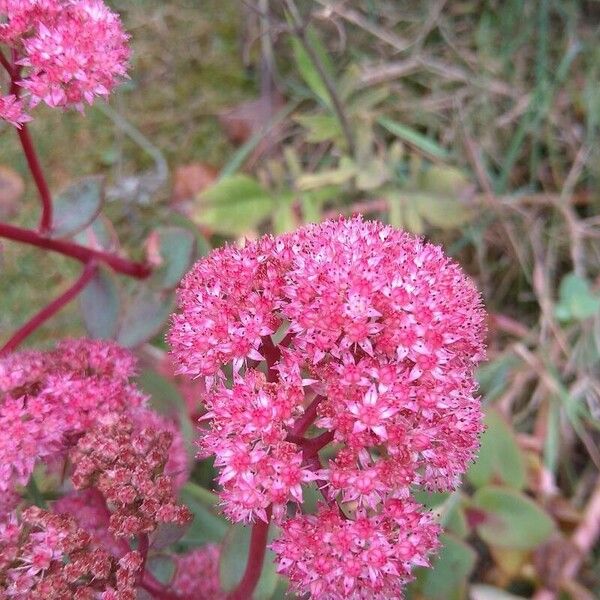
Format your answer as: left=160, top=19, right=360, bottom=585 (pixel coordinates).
left=296, top=157, right=356, bottom=191
left=468, top=409, right=526, bottom=490
left=146, top=555, right=175, bottom=585
left=219, top=523, right=280, bottom=599
left=79, top=267, right=120, bottom=339
left=414, top=194, right=473, bottom=229
left=52, top=176, right=104, bottom=238
left=193, top=174, right=274, bottom=236
left=294, top=114, right=342, bottom=143
left=419, top=165, right=471, bottom=196
left=137, top=369, right=196, bottom=462
left=272, top=194, right=297, bottom=234
left=116, top=289, right=173, bottom=347
left=290, top=26, right=335, bottom=108
left=178, top=484, right=229, bottom=547
left=555, top=272, right=600, bottom=321
left=378, top=117, right=449, bottom=160
left=472, top=486, right=554, bottom=549
left=470, top=584, right=527, bottom=600
left=418, top=534, right=476, bottom=600
left=149, top=227, right=196, bottom=291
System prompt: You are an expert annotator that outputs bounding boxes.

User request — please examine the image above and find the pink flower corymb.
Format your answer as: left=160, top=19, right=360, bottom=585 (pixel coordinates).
left=169, top=217, right=487, bottom=599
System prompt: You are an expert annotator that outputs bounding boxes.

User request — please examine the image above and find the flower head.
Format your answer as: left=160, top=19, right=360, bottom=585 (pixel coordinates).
left=0, top=0, right=128, bottom=122
left=0, top=506, right=141, bottom=599
left=169, top=217, right=486, bottom=598
left=169, top=545, right=224, bottom=599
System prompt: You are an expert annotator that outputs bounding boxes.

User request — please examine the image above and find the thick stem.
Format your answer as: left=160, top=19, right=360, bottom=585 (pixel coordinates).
left=0, top=221, right=151, bottom=278
left=137, top=534, right=150, bottom=580
left=228, top=507, right=272, bottom=600
left=140, top=572, right=187, bottom=600
left=260, top=335, right=280, bottom=382
left=0, top=260, right=98, bottom=356
left=289, top=395, right=324, bottom=437
left=16, top=124, right=53, bottom=233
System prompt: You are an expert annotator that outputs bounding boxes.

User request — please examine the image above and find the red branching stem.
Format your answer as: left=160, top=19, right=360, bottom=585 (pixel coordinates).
left=228, top=507, right=272, bottom=600
left=16, top=123, right=54, bottom=233
left=260, top=335, right=280, bottom=382
left=0, top=260, right=98, bottom=356
left=0, top=221, right=151, bottom=278
left=302, top=430, right=335, bottom=456
left=140, top=571, right=187, bottom=600
left=289, top=395, right=324, bottom=437
left=0, top=50, right=14, bottom=77
left=137, top=534, right=150, bottom=580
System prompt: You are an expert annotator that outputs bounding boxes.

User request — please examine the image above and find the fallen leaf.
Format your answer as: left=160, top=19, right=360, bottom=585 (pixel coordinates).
left=171, top=163, right=218, bottom=206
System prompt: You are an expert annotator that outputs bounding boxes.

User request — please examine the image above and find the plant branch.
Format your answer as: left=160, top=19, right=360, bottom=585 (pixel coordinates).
left=228, top=507, right=272, bottom=600
left=0, top=260, right=98, bottom=356
left=289, top=395, right=324, bottom=437
left=284, top=0, right=355, bottom=155
left=0, top=221, right=151, bottom=278
left=16, top=123, right=54, bottom=233
left=140, top=571, right=187, bottom=600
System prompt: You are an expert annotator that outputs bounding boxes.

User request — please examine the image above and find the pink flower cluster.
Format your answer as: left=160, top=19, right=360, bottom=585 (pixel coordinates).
left=0, top=0, right=128, bottom=125
left=0, top=506, right=142, bottom=599
left=0, top=339, right=187, bottom=513
left=169, top=217, right=486, bottom=598
left=170, top=545, right=224, bottom=599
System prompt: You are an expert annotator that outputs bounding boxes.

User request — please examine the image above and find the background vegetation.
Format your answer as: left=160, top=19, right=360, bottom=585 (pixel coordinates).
left=1, top=1, right=599, bottom=598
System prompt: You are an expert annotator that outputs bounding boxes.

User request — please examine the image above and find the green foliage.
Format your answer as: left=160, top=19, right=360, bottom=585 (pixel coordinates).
left=79, top=267, right=120, bottom=339
left=193, top=174, right=275, bottom=236
left=219, top=524, right=281, bottom=600
left=555, top=272, right=600, bottom=321
left=51, top=177, right=104, bottom=238
left=471, top=486, right=555, bottom=550
left=468, top=410, right=526, bottom=490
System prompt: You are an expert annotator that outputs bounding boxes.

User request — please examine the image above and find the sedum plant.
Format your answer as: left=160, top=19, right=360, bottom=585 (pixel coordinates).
left=0, top=2, right=487, bottom=599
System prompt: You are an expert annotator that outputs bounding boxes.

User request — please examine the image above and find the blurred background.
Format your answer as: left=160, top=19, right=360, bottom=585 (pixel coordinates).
left=1, top=1, right=599, bottom=598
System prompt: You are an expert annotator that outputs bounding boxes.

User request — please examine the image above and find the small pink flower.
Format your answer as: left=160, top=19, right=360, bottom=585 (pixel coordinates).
left=0, top=93, right=31, bottom=127
left=170, top=545, right=224, bottom=599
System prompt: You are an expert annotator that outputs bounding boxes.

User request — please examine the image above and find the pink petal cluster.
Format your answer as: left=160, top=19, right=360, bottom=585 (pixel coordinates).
left=0, top=340, right=145, bottom=511
left=0, top=94, right=31, bottom=127
left=271, top=501, right=439, bottom=599
left=169, top=545, right=224, bottom=599
left=169, top=217, right=486, bottom=598
left=0, top=506, right=141, bottom=599
left=0, top=0, right=128, bottom=123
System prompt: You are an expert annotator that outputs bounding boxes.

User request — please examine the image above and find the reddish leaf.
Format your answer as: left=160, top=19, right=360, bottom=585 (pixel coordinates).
left=171, top=163, right=218, bottom=206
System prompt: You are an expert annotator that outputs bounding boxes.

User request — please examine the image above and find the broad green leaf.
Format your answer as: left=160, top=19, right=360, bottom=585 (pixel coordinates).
left=470, top=584, right=527, bottom=600
left=193, top=174, right=274, bottom=236
left=79, top=267, right=120, bottom=339
left=419, top=165, right=471, bottom=196
left=137, top=369, right=196, bottom=461
left=116, top=289, right=173, bottom=347
left=294, top=114, right=342, bottom=143
left=219, top=523, right=280, bottom=599
left=52, top=176, right=104, bottom=238
left=146, top=555, right=175, bottom=585
left=378, top=117, right=449, bottom=160
left=468, top=409, right=526, bottom=490
left=472, top=486, right=554, bottom=549
left=414, top=194, right=473, bottom=228
left=74, top=214, right=119, bottom=251
left=290, top=26, right=335, bottom=108
left=296, top=157, right=356, bottom=191
left=555, top=272, right=600, bottom=321
left=272, top=194, right=297, bottom=234
left=149, top=226, right=196, bottom=291
left=355, top=157, right=390, bottom=191
left=418, top=534, right=476, bottom=600
left=178, top=484, right=229, bottom=547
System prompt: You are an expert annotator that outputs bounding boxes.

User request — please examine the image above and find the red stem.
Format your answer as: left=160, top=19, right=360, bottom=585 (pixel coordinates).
left=137, top=534, right=150, bottom=579
left=228, top=507, right=272, bottom=600
left=17, top=124, right=53, bottom=233
left=260, top=335, right=280, bottom=382
left=0, top=260, right=98, bottom=356
left=289, top=395, right=324, bottom=437
left=140, top=572, right=188, bottom=600
left=0, top=221, right=151, bottom=278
